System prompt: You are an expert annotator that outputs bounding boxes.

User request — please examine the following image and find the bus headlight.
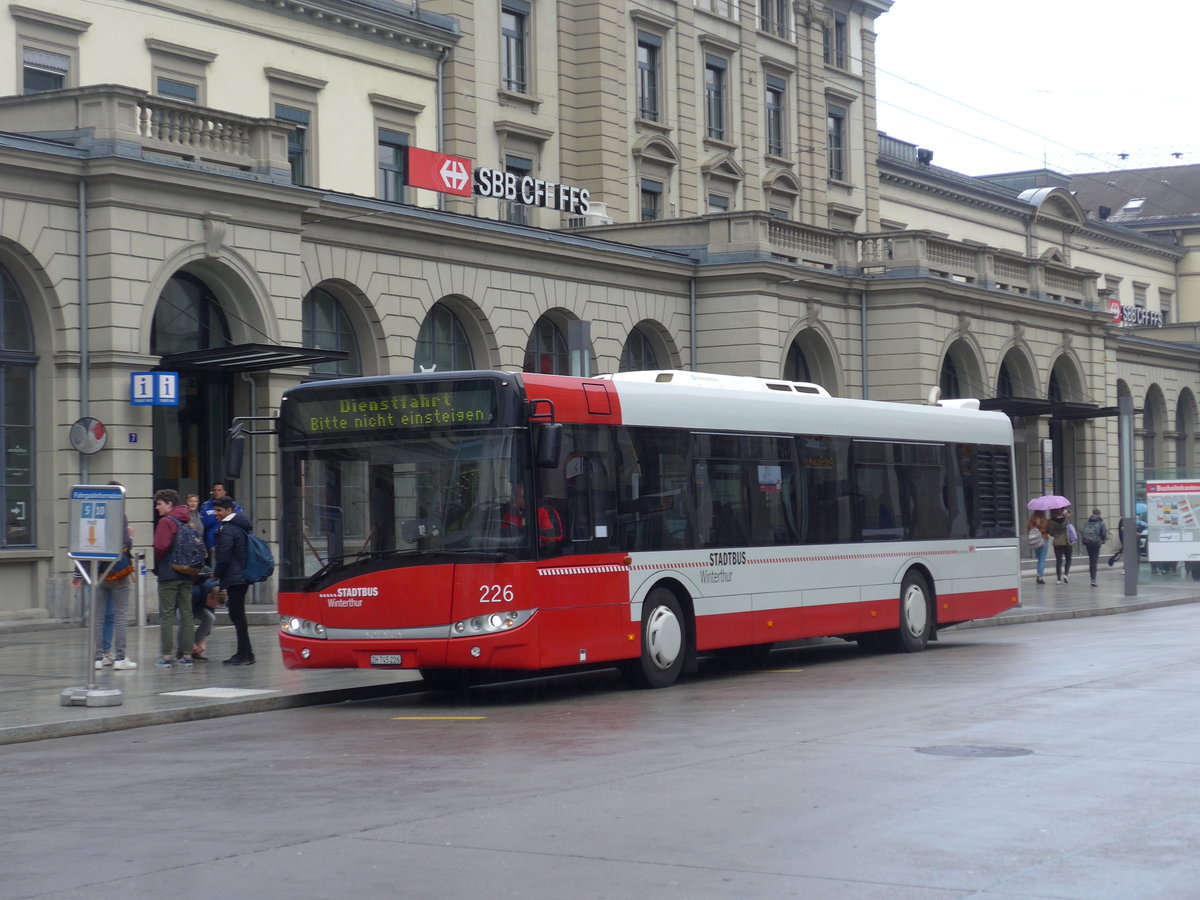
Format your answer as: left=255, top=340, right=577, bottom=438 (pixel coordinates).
left=280, top=615, right=327, bottom=639
left=450, top=609, right=534, bottom=636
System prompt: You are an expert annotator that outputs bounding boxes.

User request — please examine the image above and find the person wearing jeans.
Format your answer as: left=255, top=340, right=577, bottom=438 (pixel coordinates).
left=211, top=496, right=255, bottom=666
left=1027, top=510, right=1050, bottom=584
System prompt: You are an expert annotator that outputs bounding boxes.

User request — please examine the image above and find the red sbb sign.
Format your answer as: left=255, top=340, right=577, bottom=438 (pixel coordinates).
left=408, top=147, right=473, bottom=196
left=405, top=146, right=590, bottom=215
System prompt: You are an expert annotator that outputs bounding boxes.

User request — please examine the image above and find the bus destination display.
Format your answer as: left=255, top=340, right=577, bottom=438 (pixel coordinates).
left=296, top=384, right=496, bottom=436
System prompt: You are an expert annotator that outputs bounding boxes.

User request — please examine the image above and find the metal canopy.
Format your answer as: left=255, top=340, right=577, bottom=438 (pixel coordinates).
left=157, top=343, right=350, bottom=372
left=978, top=397, right=1129, bottom=420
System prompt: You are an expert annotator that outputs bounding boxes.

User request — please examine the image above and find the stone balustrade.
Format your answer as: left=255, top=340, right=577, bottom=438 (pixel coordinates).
left=582, top=211, right=1099, bottom=306
left=0, top=84, right=292, bottom=182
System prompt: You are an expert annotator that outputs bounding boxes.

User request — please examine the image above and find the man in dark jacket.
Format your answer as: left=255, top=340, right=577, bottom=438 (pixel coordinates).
left=211, top=496, right=255, bottom=665
left=153, top=489, right=195, bottom=668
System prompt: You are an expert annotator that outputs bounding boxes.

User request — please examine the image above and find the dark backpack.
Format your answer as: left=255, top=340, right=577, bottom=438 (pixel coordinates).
left=168, top=521, right=208, bottom=575
left=244, top=532, right=275, bottom=584
left=1081, top=519, right=1103, bottom=545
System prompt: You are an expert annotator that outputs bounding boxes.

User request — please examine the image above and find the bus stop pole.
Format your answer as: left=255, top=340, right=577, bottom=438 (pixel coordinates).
left=61, top=559, right=123, bottom=707
left=1118, top=395, right=1137, bottom=597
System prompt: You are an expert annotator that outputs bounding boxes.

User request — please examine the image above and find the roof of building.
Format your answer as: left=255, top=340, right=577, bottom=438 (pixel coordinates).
left=1069, top=165, right=1200, bottom=224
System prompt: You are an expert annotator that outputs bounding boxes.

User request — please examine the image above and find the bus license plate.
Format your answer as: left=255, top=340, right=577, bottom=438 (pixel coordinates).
left=370, top=654, right=403, bottom=666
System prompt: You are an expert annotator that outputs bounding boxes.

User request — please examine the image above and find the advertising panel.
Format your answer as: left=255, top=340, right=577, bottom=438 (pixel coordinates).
left=1145, top=480, right=1200, bottom=561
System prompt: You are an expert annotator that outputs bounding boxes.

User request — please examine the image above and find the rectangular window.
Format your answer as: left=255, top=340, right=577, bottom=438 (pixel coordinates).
left=1133, top=282, right=1148, bottom=309
left=637, top=31, right=661, bottom=122
left=1160, top=288, right=1174, bottom=324
left=616, top=427, right=693, bottom=551
left=377, top=128, right=408, bottom=202
left=640, top=179, right=663, bottom=222
left=275, top=104, right=310, bottom=186
left=760, top=0, right=788, bottom=38
left=827, top=103, right=846, bottom=181
left=765, top=75, right=786, bottom=157
left=503, top=154, right=532, bottom=225
left=501, top=0, right=529, bottom=94
left=704, top=54, right=727, bottom=141
left=823, top=13, right=847, bottom=68
left=23, top=47, right=68, bottom=94
left=708, top=193, right=730, bottom=214
left=156, top=76, right=198, bottom=104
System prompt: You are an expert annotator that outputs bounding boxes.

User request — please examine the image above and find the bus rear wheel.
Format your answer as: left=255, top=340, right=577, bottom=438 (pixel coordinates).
left=856, top=571, right=933, bottom=653
left=898, top=571, right=933, bottom=653
left=625, top=587, right=686, bottom=689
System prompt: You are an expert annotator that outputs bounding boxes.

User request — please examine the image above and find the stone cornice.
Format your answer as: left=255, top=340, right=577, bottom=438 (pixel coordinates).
left=230, top=0, right=459, bottom=52
left=9, top=4, right=91, bottom=33
left=880, top=161, right=1183, bottom=261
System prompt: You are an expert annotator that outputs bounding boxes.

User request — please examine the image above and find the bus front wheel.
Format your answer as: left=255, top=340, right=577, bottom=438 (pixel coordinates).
left=626, top=587, right=686, bottom=689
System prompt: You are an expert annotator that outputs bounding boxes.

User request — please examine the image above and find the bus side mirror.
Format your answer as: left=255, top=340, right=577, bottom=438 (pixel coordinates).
left=535, top=422, right=563, bottom=469
left=225, top=426, right=246, bottom=480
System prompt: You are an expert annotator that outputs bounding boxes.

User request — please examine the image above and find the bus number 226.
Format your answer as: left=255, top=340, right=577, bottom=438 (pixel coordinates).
left=480, top=584, right=515, bottom=603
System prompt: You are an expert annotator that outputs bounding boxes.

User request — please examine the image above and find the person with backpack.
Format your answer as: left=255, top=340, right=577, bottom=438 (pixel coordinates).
left=1047, top=507, right=1074, bottom=584
left=211, top=495, right=256, bottom=666
left=1080, top=508, right=1110, bottom=587
left=152, top=489, right=197, bottom=668
left=1026, top=509, right=1051, bottom=585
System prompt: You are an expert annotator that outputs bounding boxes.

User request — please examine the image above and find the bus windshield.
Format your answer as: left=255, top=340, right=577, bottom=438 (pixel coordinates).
left=281, top=426, right=534, bottom=585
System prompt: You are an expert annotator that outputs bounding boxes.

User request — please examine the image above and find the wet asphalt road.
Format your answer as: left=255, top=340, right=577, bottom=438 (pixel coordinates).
left=6, top=604, right=1200, bottom=899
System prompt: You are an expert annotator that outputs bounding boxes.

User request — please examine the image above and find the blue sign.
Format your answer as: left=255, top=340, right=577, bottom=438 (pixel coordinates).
left=130, top=372, right=180, bottom=406
left=68, top=484, right=126, bottom=559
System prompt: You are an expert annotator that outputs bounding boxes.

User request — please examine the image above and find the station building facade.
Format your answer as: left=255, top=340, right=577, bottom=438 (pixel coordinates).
left=0, top=0, right=1195, bottom=624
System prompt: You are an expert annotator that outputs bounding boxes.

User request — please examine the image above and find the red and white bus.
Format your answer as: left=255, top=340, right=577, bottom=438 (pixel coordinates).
left=275, top=369, right=1020, bottom=688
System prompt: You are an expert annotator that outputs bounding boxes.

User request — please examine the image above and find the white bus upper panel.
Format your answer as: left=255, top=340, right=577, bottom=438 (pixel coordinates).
left=600, top=371, right=1012, bottom=446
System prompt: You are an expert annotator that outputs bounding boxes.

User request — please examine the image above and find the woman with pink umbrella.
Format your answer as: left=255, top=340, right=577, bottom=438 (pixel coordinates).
left=1027, top=496, right=1071, bottom=585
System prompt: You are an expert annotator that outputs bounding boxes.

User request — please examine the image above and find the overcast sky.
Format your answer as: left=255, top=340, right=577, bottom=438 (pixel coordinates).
left=873, top=0, right=1200, bottom=177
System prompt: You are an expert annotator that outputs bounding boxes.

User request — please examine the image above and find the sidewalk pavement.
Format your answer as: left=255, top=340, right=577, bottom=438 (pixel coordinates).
left=3, top=564, right=1199, bottom=746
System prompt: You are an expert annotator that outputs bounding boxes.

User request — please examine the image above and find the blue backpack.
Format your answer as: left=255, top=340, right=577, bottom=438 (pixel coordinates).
left=168, top=522, right=207, bottom=575
left=244, top=532, right=275, bottom=584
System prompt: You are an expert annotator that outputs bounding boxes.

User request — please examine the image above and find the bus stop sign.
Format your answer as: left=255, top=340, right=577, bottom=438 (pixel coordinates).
left=68, top=484, right=126, bottom=560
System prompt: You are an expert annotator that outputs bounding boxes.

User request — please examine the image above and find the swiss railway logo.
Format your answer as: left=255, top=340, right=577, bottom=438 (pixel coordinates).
left=408, top=147, right=473, bottom=197
left=439, top=158, right=469, bottom=192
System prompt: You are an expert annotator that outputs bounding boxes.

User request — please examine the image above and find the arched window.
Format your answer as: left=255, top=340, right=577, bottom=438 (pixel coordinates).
left=997, top=359, right=1014, bottom=398
left=150, top=272, right=231, bottom=355
left=1176, top=392, right=1196, bottom=473
left=939, top=354, right=961, bottom=399
left=620, top=326, right=659, bottom=372
left=784, top=341, right=812, bottom=383
left=303, top=287, right=362, bottom=377
left=0, top=264, right=35, bottom=547
left=414, top=303, right=474, bottom=373
left=524, top=317, right=568, bottom=375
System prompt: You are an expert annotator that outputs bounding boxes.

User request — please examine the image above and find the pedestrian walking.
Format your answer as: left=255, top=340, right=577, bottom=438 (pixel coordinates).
left=211, top=495, right=256, bottom=666
left=1026, top=509, right=1051, bottom=584
left=152, top=489, right=196, bottom=668
left=1080, top=508, right=1109, bottom=586
left=1047, top=507, right=1074, bottom=584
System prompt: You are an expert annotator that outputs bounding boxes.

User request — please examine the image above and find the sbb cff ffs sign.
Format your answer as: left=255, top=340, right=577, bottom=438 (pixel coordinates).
left=406, top=147, right=590, bottom=215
